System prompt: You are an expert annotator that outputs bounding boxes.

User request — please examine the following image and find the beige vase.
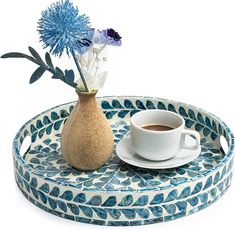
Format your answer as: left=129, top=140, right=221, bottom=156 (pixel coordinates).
left=61, top=90, right=114, bottom=171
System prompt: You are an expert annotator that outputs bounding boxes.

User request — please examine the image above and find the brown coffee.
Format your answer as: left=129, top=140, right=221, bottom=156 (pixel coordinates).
left=142, top=124, right=173, bottom=131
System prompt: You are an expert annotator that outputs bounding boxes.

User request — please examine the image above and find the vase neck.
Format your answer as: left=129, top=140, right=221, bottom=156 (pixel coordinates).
left=77, top=90, right=98, bottom=104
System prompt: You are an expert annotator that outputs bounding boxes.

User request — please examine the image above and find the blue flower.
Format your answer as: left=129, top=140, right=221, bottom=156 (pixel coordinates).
left=94, top=28, right=122, bottom=46
left=38, top=0, right=92, bottom=56
left=77, top=28, right=95, bottom=55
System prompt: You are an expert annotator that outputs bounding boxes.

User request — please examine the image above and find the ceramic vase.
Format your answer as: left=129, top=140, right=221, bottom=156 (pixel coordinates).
left=61, top=90, right=114, bottom=170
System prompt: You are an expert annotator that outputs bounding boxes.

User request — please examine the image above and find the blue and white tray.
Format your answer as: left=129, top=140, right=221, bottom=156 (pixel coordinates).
left=13, top=96, right=235, bottom=226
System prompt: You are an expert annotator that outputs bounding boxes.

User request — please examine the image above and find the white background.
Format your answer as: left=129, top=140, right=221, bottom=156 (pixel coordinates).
left=0, top=0, right=235, bottom=229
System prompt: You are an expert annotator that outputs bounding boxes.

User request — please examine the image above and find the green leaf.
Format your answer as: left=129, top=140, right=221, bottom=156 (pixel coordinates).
left=46, top=124, right=53, bottom=135
left=51, top=67, right=76, bottom=88
left=30, top=66, right=46, bottom=84
left=55, top=67, right=64, bottom=76
left=28, top=46, right=44, bottom=64
left=185, top=119, right=195, bottom=128
left=38, top=128, right=45, bottom=139
left=51, top=67, right=64, bottom=80
left=65, top=69, right=75, bottom=83
left=54, top=120, right=63, bottom=130
left=52, top=74, right=61, bottom=79
left=1, top=52, right=35, bottom=62
left=45, top=52, right=54, bottom=69
left=69, top=82, right=77, bottom=88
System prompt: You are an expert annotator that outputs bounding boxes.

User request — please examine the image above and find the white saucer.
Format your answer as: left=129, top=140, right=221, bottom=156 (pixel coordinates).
left=116, top=136, right=201, bottom=169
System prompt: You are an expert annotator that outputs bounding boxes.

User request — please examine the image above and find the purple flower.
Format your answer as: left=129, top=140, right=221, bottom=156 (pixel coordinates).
left=94, top=28, right=122, bottom=46
left=107, top=29, right=122, bottom=41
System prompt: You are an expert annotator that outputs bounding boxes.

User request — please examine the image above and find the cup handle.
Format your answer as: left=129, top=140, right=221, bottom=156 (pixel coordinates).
left=181, top=130, right=200, bottom=150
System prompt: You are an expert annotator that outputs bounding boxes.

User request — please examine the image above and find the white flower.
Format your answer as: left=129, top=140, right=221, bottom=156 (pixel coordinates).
left=76, top=43, right=108, bottom=91
left=76, top=70, right=107, bottom=91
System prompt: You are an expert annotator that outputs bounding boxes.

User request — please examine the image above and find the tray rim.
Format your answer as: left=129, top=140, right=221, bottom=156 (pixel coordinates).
left=13, top=96, right=235, bottom=192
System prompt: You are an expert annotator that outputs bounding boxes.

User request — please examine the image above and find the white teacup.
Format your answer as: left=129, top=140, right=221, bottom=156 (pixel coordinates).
left=130, top=110, right=200, bottom=161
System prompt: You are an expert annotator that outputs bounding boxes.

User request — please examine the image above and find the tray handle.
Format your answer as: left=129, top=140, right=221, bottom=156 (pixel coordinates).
left=20, top=135, right=31, bottom=159
left=220, top=135, right=229, bottom=155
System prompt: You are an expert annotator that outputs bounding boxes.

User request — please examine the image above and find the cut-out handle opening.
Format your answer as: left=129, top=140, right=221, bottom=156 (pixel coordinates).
left=20, top=136, right=31, bottom=159
left=220, top=135, right=229, bottom=155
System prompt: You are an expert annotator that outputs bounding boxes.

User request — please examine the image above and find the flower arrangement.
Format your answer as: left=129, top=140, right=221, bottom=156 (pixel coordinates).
left=1, top=0, right=122, bottom=92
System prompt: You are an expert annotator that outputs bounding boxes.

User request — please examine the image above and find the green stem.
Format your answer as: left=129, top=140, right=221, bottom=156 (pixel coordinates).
left=72, top=53, right=89, bottom=92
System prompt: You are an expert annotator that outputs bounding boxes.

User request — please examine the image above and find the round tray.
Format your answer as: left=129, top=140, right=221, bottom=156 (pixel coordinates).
left=13, top=96, right=235, bottom=226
